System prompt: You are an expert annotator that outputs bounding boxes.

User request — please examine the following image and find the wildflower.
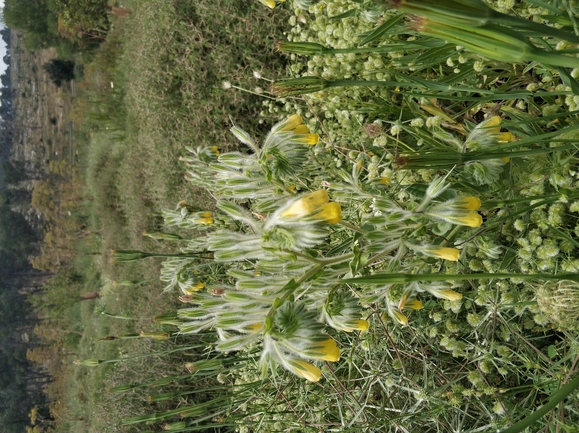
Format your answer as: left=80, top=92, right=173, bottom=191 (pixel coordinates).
left=247, top=323, right=264, bottom=333
left=436, top=289, right=463, bottom=301
left=195, top=211, right=214, bottom=225
left=407, top=243, right=461, bottom=261
left=411, top=281, right=463, bottom=302
left=271, top=113, right=319, bottom=144
left=282, top=190, right=329, bottom=218
left=314, top=202, right=342, bottom=224
left=397, top=293, right=422, bottom=319
left=392, top=310, right=409, bottom=325
left=432, top=247, right=461, bottom=262
left=276, top=190, right=342, bottom=224
left=404, top=299, right=423, bottom=310
left=425, top=195, right=483, bottom=228
left=185, top=282, right=205, bottom=295
left=288, top=359, right=322, bottom=382
left=456, top=213, right=483, bottom=228
left=258, top=0, right=277, bottom=8
left=466, top=116, right=513, bottom=149
left=307, top=339, right=340, bottom=362
left=323, top=289, right=369, bottom=332
left=457, top=196, right=481, bottom=210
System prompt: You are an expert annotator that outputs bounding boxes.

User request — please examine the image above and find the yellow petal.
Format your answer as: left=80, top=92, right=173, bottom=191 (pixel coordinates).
left=398, top=293, right=409, bottom=310
left=432, top=247, right=460, bottom=262
left=282, top=190, right=329, bottom=218
left=247, top=323, right=263, bottom=333
left=259, top=0, right=277, bottom=9
left=294, top=133, right=319, bottom=145
left=439, top=290, right=462, bottom=301
left=458, top=213, right=483, bottom=228
left=392, top=310, right=408, bottom=325
left=310, top=339, right=340, bottom=361
left=497, top=132, right=513, bottom=142
left=280, top=114, right=303, bottom=131
left=404, top=300, right=423, bottom=310
left=314, top=202, right=342, bottom=224
left=289, top=360, right=322, bottom=382
left=185, top=282, right=205, bottom=295
left=293, top=124, right=310, bottom=134
left=458, top=197, right=481, bottom=211
left=353, top=319, right=370, bottom=331
left=485, top=116, right=502, bottom=128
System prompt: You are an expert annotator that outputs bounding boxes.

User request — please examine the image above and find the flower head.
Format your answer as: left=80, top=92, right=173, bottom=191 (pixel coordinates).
left=258, top=0, right=277, bottom=8
left=432, top=247, right=461, bottom=262
left=307, top=339, right=341, bottom=362
left=456, top=213, right=483, bottom=228
left=268, top=114, right=319, bottom=146
left=275, top=190, right=342, bottom=225
left=288, top=359, right=322, bottom=382
left=466, top=116, right=514, bottom=149
left=282, top=190, right=328, bottom=218
left=457, top=197, right=481, bottom=211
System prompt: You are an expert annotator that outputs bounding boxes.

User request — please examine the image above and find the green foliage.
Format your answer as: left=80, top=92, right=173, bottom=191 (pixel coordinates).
left=49, top=0, right=579, bottom=432
left=43, top=59, right=75, bottom=87
left=0, top=203, right=37, bottom=269
left=2, top=160, right=28, bottom=184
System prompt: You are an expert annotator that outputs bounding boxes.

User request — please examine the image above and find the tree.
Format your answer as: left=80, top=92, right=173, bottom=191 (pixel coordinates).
left=42, top=59, right=75, bottom=87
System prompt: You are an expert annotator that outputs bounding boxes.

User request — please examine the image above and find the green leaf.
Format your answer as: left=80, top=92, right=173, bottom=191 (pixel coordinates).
left=358, top=13, right=403, bottom=46
left=329, top=9, right=358, bottom=20
left=500, top=375, right=579, bottom=433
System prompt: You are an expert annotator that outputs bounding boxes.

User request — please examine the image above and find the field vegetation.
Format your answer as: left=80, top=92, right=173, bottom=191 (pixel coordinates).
left=14, top=0, right=579, bottom=432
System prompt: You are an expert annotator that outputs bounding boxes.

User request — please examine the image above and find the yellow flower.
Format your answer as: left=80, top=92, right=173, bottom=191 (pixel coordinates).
left=352, top=319, right=370, bottom=331
left=293, top=133, right=319, bottom=145
left=378, top=177, right=391, bottom=185
left=438, top=290, right=462, bottom=301
left=288, top=359, right=322, bottom=382
left=185, top=282, right=205, bottom=294
left=195, top=211, right=214, bottom=225
left=485, top=116, right=501, bottom=128
left=258, top=0, right=276, bottom=8
left=458, top=197, right=481, bottom=211
left=247, top=323, right=263, bottom=333
left=281, top=190, right=329, bottom=218
left=432, top=247, right=460, bottom=262
left=276, top=114, right=319, bottom=144
left=292, top=124, right=309, bottom=134
left=404, top=300, right=423, bottom=310
left=309, top=339, right=340, bottom=362
left=314, top=202, right=342, bottom=224
left=392, top=310, right=408, bottom=325
left=280, top=114, right=304, bottom=131
left=457, top=213, right=483, bottom=228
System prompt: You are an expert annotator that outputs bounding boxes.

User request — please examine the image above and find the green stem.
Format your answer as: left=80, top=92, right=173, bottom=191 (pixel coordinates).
left=339, top=220, right=368, bottom=235
left=318, top=252, right=355, bottom=266
left=344, top=272, right=579, bottom=285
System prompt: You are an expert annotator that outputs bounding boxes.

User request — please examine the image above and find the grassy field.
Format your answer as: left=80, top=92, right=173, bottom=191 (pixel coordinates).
left=32, top=0, right=579, bottom=432
left=42, top=1, right=291, bottom=431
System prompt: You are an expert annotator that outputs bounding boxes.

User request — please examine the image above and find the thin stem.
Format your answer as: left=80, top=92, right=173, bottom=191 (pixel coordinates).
left=339, top=220, right=368, bottom=235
